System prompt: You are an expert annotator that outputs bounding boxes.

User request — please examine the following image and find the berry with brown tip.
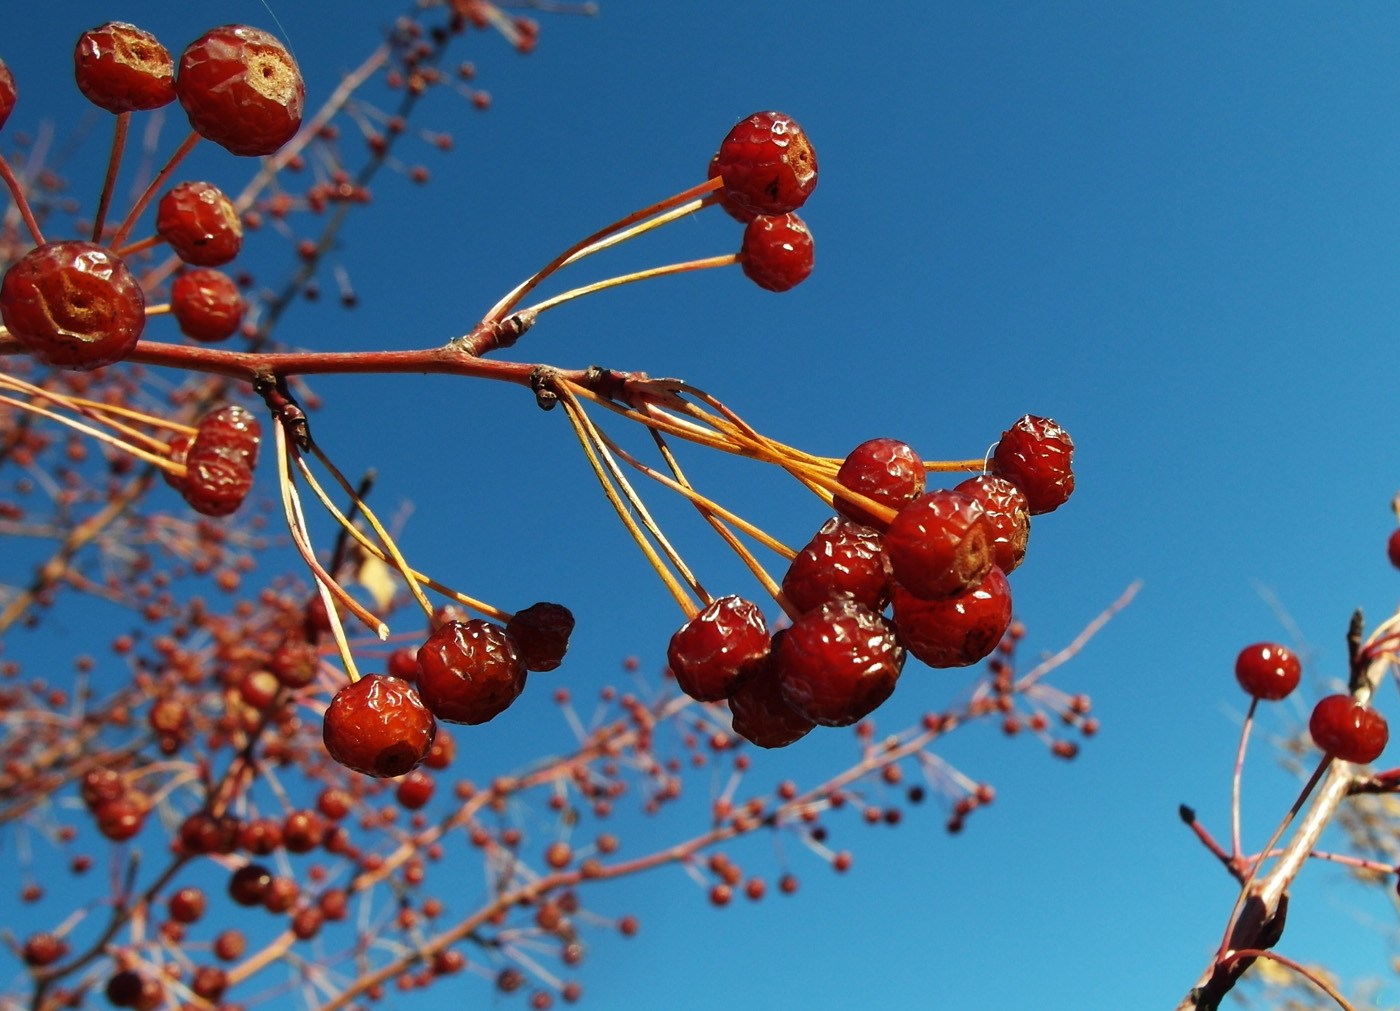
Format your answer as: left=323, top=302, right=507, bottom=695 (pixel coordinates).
left=740, top=213, right=814, bottom=292
left=1234, top=642, right=1301, bottom=701
left=991, top=415, right=1075, bottom=514
left=781, top=516, right=892, bottom=615
left=157, top=181, right=243, bottom=266
left=506, top=602, right=575, bottom=671
left=176, top=25, right=304, bottom=156
left=834, top=438, right=926, bottom=530
left=1309, top=695, right=1388, bottom=763
left=666, top=595, right=770, bottom=702
left=953, top=474, right=1030, bottom=574
left=728, top=631, right=815, bottom=749
left=74, top=22, right=175, bottom=114
left=322, top=674, right=437, bottom=778
left=884, top=489, right=994, bottom=600
left=171, top=268, right=245, bottom=342
left=711, top=111, right=817, bottom=220
left=416, top=619, right=527, bottom=724
left=777, top=600, right=905, bottom=726
left=0, top=241, right=146, bottom=370
left=892, top=566, right=1012, bottom=668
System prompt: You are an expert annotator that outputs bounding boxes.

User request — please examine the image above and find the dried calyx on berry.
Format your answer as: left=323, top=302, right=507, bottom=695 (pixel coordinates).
left=710, top=111, right=818, bottom=221
left=176, top=25, right=304, bottom=157
left=74, top=22, right=176, bottom=114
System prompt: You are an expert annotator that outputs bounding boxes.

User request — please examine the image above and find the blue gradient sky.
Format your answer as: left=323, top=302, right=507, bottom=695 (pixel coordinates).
left=6, top=2, right=1400, bottom=1008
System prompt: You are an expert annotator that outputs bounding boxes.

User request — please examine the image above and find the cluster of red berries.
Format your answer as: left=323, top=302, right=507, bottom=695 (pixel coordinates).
left=0, top=23, right=300, bottom=371
left=166, top=404, right=262, bottom=517
left=322, top=603, right=575, bottom=777
left=711, top=111, right=818, bottom=292
left=666, top=416, right=1075, bottom=748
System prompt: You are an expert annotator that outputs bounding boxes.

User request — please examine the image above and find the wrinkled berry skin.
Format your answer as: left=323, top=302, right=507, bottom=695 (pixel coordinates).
left=954, top=475, right=1030, bottom=575
left=176, top=25, right=304, bottom=157
left=1309, top=694, right=1388, bottom=763
left=777, top=600, right=904, bottom=727
left=178, top=404, right=259, bottom=516
left=728, top=631, right=815, bottom=748
left=0, top=241, right=145, bottom=370
left=991, top=415, right=1075, bottom=514
left=741, top=213, right=814, bottom=292
left=884, top=490, right=994, bottom=601
left=892, top=567, right=1012, bottom=668
left=74, top=22, right=176, bottom=113
left=416, top=620, right=527, bottom=724
left=171, top=268, right=244, bottom=342
left=506, top=602, right=575, bottom=672
left=322, top=675, right=436, bottom=778
left=834, top=438, right=926, bottom=530
left=666, top=595, right=770, bottom=702
left=1234, top=642, right=1301, bottom=701
left=157, top=181, right=243, bottom=266
left=782, top=516, right=892, bottom=615
left=711, top=111, right=818, bottom=220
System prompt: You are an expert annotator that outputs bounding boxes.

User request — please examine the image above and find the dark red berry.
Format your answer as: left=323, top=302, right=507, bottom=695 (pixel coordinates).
left=0, top=60, right=16, bottom=130
left=782, top=516, right=892, bottom=615
left=168, top=886, right=206, bottom=923
left=506, top=602, right=575, bottom=672
left=281, top=809, right=323, bottom=853
left=740, top=213, right=814, bottom=292
left=270, top=640, right=319, bottom=688
left=74, top=22, right=176, bottom=114
left=179, top=448, right=253, bottom=516
left=892, top=566, right=1012, bottom=668
left=1309, top=695, right=1388, bottom=763
left=228, top=863, right=272, bottom=906
left=81, top=767, right=126, bottom=808
left=0, top=241, right=146, bottom=370
left=322, top=674, right=437, bottom=778
left=94, top=796, right=147, bottom=841
left=171, top=268, right=245, bottom=342
left=194, top=404, right=261, bottom=466
left=990, top=415, right=1075, bottom=515
left=105, top=971, right=144, bottom=1008
left=1234, top=642, right=1301, bottom=701
left=21, top=933, right=68, bottom=967
left=213, top=929, right=245, bottom=961
left=711, top=111, right=817, bottom=220
left=157, top=181, right=243, bottom=266
left=666, top=595, right=770, bottom=702
left=953, top=475, right=1030, bottom=574
left=176, top=25, right=304, bottom=157
left=834, top=438, right=926, bottom=530
left=777, top=600, right=904, bottom=727
left=1388, top=528, right=1400, bottom=570
left=416, top=620, right=526, bottom=724
left=396, top=769, right=435, bottom=810
left=190, top=967, right=227, bottom=1002
left=728, top=631, right=815, bottom=749
left=884, top=490, right=994, bottom=601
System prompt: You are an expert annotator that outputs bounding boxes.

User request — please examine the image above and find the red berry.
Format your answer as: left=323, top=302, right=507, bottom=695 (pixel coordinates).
left=1309, top=694, right=1388, bottom=763
left=990, top=415, right=1075, bottom=515
left=281, top=809, right=323, bottom=853
left=228, top=863, right=272, bottom=906
left=953, top=475, right=1030, bottom=575
left=727, top=631, right=815, bottom=749
left=834, top=438, right=925, bottom=530
left=193, top=404, right=261, bottom=466
left=1234, top=642, right=1301, bottom=701
left=21, top=933, right=68, bottom=967
left=179, top=448, right=253, bottom=517
left=711, top=111, right=818, bottom=220
left=190, top=967, right=227, bottom=1002
left=396, top=769, right=435, bottom=810
left=171, top=268, right=245, bottom=342
left=781, top=516, right=892, bottom=615
left=740, top=213, right=814, bottom=292
left=891, top=567, right=1012, bottom=668
left=73, top=23, right=176, bottom=114
left=1388, top=528, right=1400, bottom=570
left=506, top=602, right=575, bottom=672
left=416, top=619, right=527, bottom=724
left=81, top=767, right=126, bottom=808
left=777, top=600, right=905, bottom=727
left=157, top=181, right=243, bottom=266
left=322, top=674, right=437, bottom=778
left=666, top=595, right=770, bottom=702
left=0, top=241, right=146, bottom=370
left=270, top=640, right=319, bottom=688
left=0, top=60, right=16, bottom=130
left=168, top=886, right=206, bottom=924
left=176, top=25, right=304, bottom=157
left=884, top=490, right=994, bottom=601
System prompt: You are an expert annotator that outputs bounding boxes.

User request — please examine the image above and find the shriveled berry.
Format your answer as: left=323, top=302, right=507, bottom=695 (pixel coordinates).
left=0, top=241, right=146, bottom=370
left=953, top=475, right=1030, bottom=574
left=740, top=213, right=814, bottom=292
left=711, top=111, right=817, bottom=220
left=834, top=438, right=925, bottom=530
left=1309, top=695, right=1388, bottom=763
left=777, top=600, right=904, bottom=727
left=193, top=404, right=261, bottom=466
left=228, top=863, right=272, bottom=906
left=728, top=631, right=815, bottom=749
left=1234, top=642, right=1301, bottom=701
left=666, top=595, right=770, bottom=702
left=322, top=674, right=437, bottom=778
left=157, top=181, right=243, bottom=266
left=176, top=25, right=304, bottom=157
left=506, top=602, right=575, bottom=671
left=0, top=61, right=16, bottom=130
left=179, top=448, right=253, bottom=516
left=74, top=22, right=175, bottom=113
left=416, top=620, right=527, bottom=724
left=171, top=268, right=244, bottom=342
left=991, top=415, right=1075, bottom=514
left=892, top=566, right=1012, bottom=668
left=885, top=490, right=994, bottom=600
left=782, top=516, right=892, bottom=615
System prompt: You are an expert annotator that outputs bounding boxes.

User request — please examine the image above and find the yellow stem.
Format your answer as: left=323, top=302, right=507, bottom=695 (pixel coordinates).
left=519, top=254, right=739, bottom=317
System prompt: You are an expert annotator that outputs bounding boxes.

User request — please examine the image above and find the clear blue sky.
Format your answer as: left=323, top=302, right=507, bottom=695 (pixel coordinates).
left=5, top=2, right=1400, bottom=1008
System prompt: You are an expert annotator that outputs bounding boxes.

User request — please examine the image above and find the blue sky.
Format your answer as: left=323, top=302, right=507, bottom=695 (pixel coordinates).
left=5, top=2, right=1400, bottom=1008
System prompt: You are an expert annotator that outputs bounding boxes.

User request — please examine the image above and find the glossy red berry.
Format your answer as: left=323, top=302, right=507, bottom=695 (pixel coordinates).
left=416, top=619, right=527, bottom=724
left=777, top=600, right=905, bottom=727
left=1309, top=694, right=1388, bottom=763
left=892, top=566, right=1012, bottom=668
left=1234, top=642, right=1301, bottom=701
left=74, top=23, right=176, bottom=114
left=1388, top=528, right=1400, bottom=570
left=834, top=438, right=926, bottom=530
left=179, top=448, right=253, bottom=516
left=711, top=111, right=817, bottom=220
left=782, top=516, right=892, bottom=615
left=168, top=886, right=206, bottom=924
left=991, top=415, right=1075, bottom=515
left=0, top=60, right=16, bottom=130
left=953, top=475, right=1030, bottom=574
left=176, top=25, right=304, bottom=157
left=728, top=631, right=815, bottom=749
left=171, top=268, right=245, bottom=342
left=506, top=601, right=575, bottom=672
left=157, top=181, right=243, bottom=266
left=884, top=490, right=994, bottom=601
left=322, top=674, right=437, bottom=778
left=740, top=213, right=814, bottom=292
left=228, top=863, right=272, bottom=906
left=666, top=595, right=770, bottom=702
left=0, top=241, right=146, bottom=370
left=194, top=404, right=261, bottom=465
left=94, top=796, right=147, bottom=841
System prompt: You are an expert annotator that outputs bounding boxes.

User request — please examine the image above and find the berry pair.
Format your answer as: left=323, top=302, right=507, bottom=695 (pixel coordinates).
left=175, top=404, right=262, bottom=517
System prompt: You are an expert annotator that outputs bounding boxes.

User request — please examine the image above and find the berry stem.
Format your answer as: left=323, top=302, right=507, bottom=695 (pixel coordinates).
left=0, top=151, right=45, bottom=246
left=516, top=253, right=739, bottom=318
left=113, top=235, right=164, bottom=258
left=1215, top=950, right=1357, bottom=1011
left=90, top=112, right=130, bottom=243
left=0, top=392, right=181, bottom=478
left=1231, top=696, right=1258, bottom=860
left=110, top=130, right=201, bottom=251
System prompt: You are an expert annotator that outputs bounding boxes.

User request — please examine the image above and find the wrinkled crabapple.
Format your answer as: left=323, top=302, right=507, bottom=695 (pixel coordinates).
left=73, top=22, right=176, bottom=114
left=727, top=631, right=815, bottom=749
left=176, top=25, right=305, bottom=156
left=171, top=268, right=245, bottom=342
left=991, top=414, right=1075, bottom=515
left=884, top=489, right=994, bottom=601
left=777, top=600, right=905, bottom=726
left=156, top=181, right=243, bottom=266
left=781, top=516, right=892, bottom=615
left=711, top=111, right=818, bottom=220
left=322, top=674, right=437, bottom=778
left=740, top=213, right=814, bottom=292
left=666, top=595, right=770, bottom=702
left=891, top=566, right=1012, bottom=668
left=834, top=438, right=925, bottom=530
left=416, top=619, right=527, bottom=724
